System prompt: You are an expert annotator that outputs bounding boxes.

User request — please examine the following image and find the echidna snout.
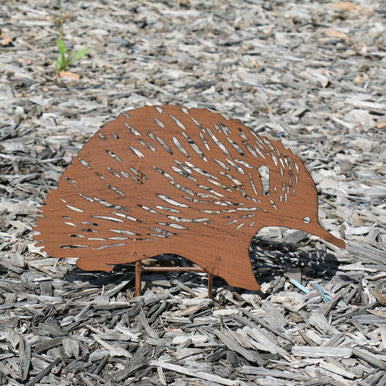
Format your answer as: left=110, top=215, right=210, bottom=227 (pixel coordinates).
left=34, top=105, right=345, bottom=291
left=258, top=162, right=345, bottom=249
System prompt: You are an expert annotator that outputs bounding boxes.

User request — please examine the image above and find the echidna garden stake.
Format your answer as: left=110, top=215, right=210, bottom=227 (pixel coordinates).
left=34, top=105, right=345, bottom=293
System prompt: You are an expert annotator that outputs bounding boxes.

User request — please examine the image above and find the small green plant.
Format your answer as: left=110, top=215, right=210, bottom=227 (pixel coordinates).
left=55, top=38, right=89, bottom=72
left=54, top=0, right=88, bottom=72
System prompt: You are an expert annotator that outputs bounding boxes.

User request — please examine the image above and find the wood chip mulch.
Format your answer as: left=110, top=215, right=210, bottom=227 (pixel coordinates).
left=0, top=0, right=385, bottom=384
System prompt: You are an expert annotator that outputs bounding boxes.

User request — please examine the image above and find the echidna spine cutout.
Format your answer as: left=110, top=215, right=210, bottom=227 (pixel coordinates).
left=34, top=105, right=345, bottom=291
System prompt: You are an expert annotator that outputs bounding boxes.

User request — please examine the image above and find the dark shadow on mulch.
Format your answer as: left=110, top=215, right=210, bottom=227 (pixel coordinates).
left=63, top=240, right=340, bottom=297
left=249, top=237, right=340, bottom=286
left=63, top=253, right=209, bottom=292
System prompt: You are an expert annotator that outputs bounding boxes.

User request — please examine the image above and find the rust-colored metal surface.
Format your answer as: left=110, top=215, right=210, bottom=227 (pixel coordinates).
left=34, top=105, right=345, bottom=291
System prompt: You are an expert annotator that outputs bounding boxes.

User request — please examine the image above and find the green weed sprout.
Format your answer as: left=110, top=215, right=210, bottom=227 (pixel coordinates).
left=54, top=38, right=88, bottom=72
left=55, top=0, right=88, bottom=72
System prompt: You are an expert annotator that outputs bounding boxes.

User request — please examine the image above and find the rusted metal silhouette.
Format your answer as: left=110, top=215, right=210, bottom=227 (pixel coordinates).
left=34, top=105, right=345, bottom=292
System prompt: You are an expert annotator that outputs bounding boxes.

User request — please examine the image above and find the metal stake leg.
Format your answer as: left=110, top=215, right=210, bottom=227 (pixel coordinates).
left=207, top=273, right=213, bottom=299
left=134, top=259, right=214, bottom=298
left=135, top=261, right=142, bottom=297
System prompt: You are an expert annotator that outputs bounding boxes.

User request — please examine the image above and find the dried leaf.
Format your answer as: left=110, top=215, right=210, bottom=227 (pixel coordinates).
left=376, top=121, right=386, bottom=129
left=329, top=2, right=369, bottom=13
left=2, top=36, right=13, bottom=46
left=325, top=29, right=350, bottom=42
left=372, top=290, right=386, bottom=306
left=58, top=71, right=80, bottom=80
left=367, top=309, right=386, bottom=318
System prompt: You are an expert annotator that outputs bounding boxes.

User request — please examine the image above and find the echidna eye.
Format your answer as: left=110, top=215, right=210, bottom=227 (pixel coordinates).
left=303, top=217, right=311, bottom=224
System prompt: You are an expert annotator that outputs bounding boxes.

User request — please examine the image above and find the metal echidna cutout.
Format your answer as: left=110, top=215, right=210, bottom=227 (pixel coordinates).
left=34, top=105, right=345, bottom=291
